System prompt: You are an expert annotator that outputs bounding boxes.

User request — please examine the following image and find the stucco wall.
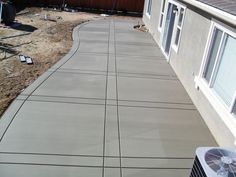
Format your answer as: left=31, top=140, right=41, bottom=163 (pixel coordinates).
left=143, top=0, right=162, bottom=45
left=142, top=0, right=236, bottom=147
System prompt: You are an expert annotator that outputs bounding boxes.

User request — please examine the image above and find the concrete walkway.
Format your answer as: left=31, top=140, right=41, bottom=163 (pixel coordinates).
left=0, top=19, right=217, bottom=177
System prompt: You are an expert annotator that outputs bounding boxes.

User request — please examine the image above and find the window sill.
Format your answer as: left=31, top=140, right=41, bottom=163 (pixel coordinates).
left=194, top=76, right=236, bottom=138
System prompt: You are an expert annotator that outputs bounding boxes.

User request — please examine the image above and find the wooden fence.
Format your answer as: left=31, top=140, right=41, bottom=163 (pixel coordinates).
left=14, top=0, right=145, bottom=13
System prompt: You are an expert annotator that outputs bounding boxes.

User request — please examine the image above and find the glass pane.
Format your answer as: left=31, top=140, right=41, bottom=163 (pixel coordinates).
left=204, top=28, right=223, bottom=82
left=160, top=14, right=163, bottom=28
left=175, top=28, right=181, bottom=45
left=233, top=102, right=236, bottom=116
left=213, top=35, right=236, bottom=106
left=165, top=4, right=177, bottom=55
left=162, top=3, right=172, bottom=48
left=162, top=0, right=166, bottom=12
left=178, top=8, right=184, bottom=27
left=147, top=0, right=152, bottom=15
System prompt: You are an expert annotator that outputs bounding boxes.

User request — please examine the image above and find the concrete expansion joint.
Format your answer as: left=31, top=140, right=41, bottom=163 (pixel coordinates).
left=0, top=19, right=217, bottom=177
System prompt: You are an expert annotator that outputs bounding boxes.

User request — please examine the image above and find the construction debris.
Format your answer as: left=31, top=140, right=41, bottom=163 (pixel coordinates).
left=0, top=42, right=19, bottom=59
left=0, top=32, right=31, bottom=40
left=19, top=54, right=26, bottom=62
left=133, top=23, right=148, bottom=32
left=19, top=55, right=33, bottom=64
left=40, top=14, right=57, bottom=22
left=16, top=10, right=30, bottom=16
left=100, top=14, right=109, bottom=17
left=25, top=56, right=33, bottom=64
left=64, top=8, right=78, bottom=13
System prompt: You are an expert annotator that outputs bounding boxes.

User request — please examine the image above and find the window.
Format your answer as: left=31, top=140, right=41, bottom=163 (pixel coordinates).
left=146, top=0, right=152, bottom=17
left=203, top=28, right=223, bottom=82
left=233, top=102, right=236, bottom=115
left=172, top=7, right=185, bottom=51
left=160, top=0, right=186, bottom=58
left=200, top=22, right=236, bottom=117
left=158, top=0, right=166, bottom=30
left=195, top=21, right=236, bottom=137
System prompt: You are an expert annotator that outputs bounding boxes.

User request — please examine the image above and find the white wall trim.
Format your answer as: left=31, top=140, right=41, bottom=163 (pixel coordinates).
left=158, top=0, right=166, bottom=32
left=171, top=5, right=187, bottom=53
left=146, top=12, right=151, bottom=19
left=160, top=0, right=186, bottom=60
left=146, top=0, right=152, bottom=19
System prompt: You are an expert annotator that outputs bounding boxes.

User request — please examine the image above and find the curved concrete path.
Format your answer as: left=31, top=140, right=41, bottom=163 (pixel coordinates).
left=0, top=19, right=217, bottom=177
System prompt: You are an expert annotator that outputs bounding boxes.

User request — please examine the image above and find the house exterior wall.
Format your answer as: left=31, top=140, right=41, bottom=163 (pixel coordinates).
left=143, top=0, right=236, bottom=147
left=143, top=0, right=162, bottom=45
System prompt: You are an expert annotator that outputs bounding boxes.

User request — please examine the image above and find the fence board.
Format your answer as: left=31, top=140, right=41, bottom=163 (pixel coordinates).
left=14, top=0, right=144, bottom=13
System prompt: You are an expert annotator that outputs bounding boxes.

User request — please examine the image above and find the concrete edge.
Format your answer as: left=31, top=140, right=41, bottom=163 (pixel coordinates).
left=0, top=18, right=139, bottom=142
left=0, top=20, right=93, bottom=140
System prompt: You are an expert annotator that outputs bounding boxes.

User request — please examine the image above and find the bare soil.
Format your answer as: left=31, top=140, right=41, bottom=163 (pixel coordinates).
left=0, top=8, right=100, bottom=117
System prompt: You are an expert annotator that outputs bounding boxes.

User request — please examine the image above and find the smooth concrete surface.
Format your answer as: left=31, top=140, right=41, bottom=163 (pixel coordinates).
left=118, top=77, right=192, bottom=103
left=33, top=72, right=107, bottom=99
left=0, top=19, right=217, bottom=177
left=61, top=53, right=108, bottom=71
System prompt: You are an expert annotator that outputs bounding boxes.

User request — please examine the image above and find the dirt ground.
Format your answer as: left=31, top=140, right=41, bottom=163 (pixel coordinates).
left=0, top=7, right=101, bottom=117
left=0, top=7, right=142, bottom=117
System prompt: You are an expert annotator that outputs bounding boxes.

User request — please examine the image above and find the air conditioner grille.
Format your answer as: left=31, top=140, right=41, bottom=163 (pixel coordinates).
left=190, top=156, right=207, bottom=177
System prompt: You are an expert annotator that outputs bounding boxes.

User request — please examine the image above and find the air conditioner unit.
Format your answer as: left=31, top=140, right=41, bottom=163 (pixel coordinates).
left=190, top=147, right=236, bottom=177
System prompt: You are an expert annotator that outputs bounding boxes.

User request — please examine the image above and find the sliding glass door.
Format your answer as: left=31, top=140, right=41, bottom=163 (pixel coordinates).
left=160, top=0, right=185, bottom=59
left=161, top=3, right=177, bottom=56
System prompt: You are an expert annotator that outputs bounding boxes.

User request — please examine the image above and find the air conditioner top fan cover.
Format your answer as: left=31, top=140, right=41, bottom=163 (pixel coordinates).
left=196, top=147, right=236, bottom=177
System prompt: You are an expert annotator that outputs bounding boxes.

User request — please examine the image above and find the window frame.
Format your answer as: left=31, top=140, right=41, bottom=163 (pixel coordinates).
left=230, top=93, right=236, bottom=114
left=146, top=0, right=152, bottom=18
left=159, top=0, right=186, bottom=60
left=195, top=20, right=236, bottom=138
left=202, top=22, right=236, bottom=111
left=172, top=6, right=186, bottom=52
left=158, top=0, right=166, bottom=31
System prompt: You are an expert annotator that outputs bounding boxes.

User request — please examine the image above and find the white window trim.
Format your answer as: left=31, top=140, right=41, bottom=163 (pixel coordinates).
left=146, top=0, right=152, bottom=19
left=160, top=0, right=186, bottom=60
left=195, top=19, right=236, bottom=138
left=146, top=12, right=151, bottom=19
left=172, top=6, right=186, bottom=53
left=230, top=92, right=236, bottom=114
left=158, top=0, right=166, bottom=31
